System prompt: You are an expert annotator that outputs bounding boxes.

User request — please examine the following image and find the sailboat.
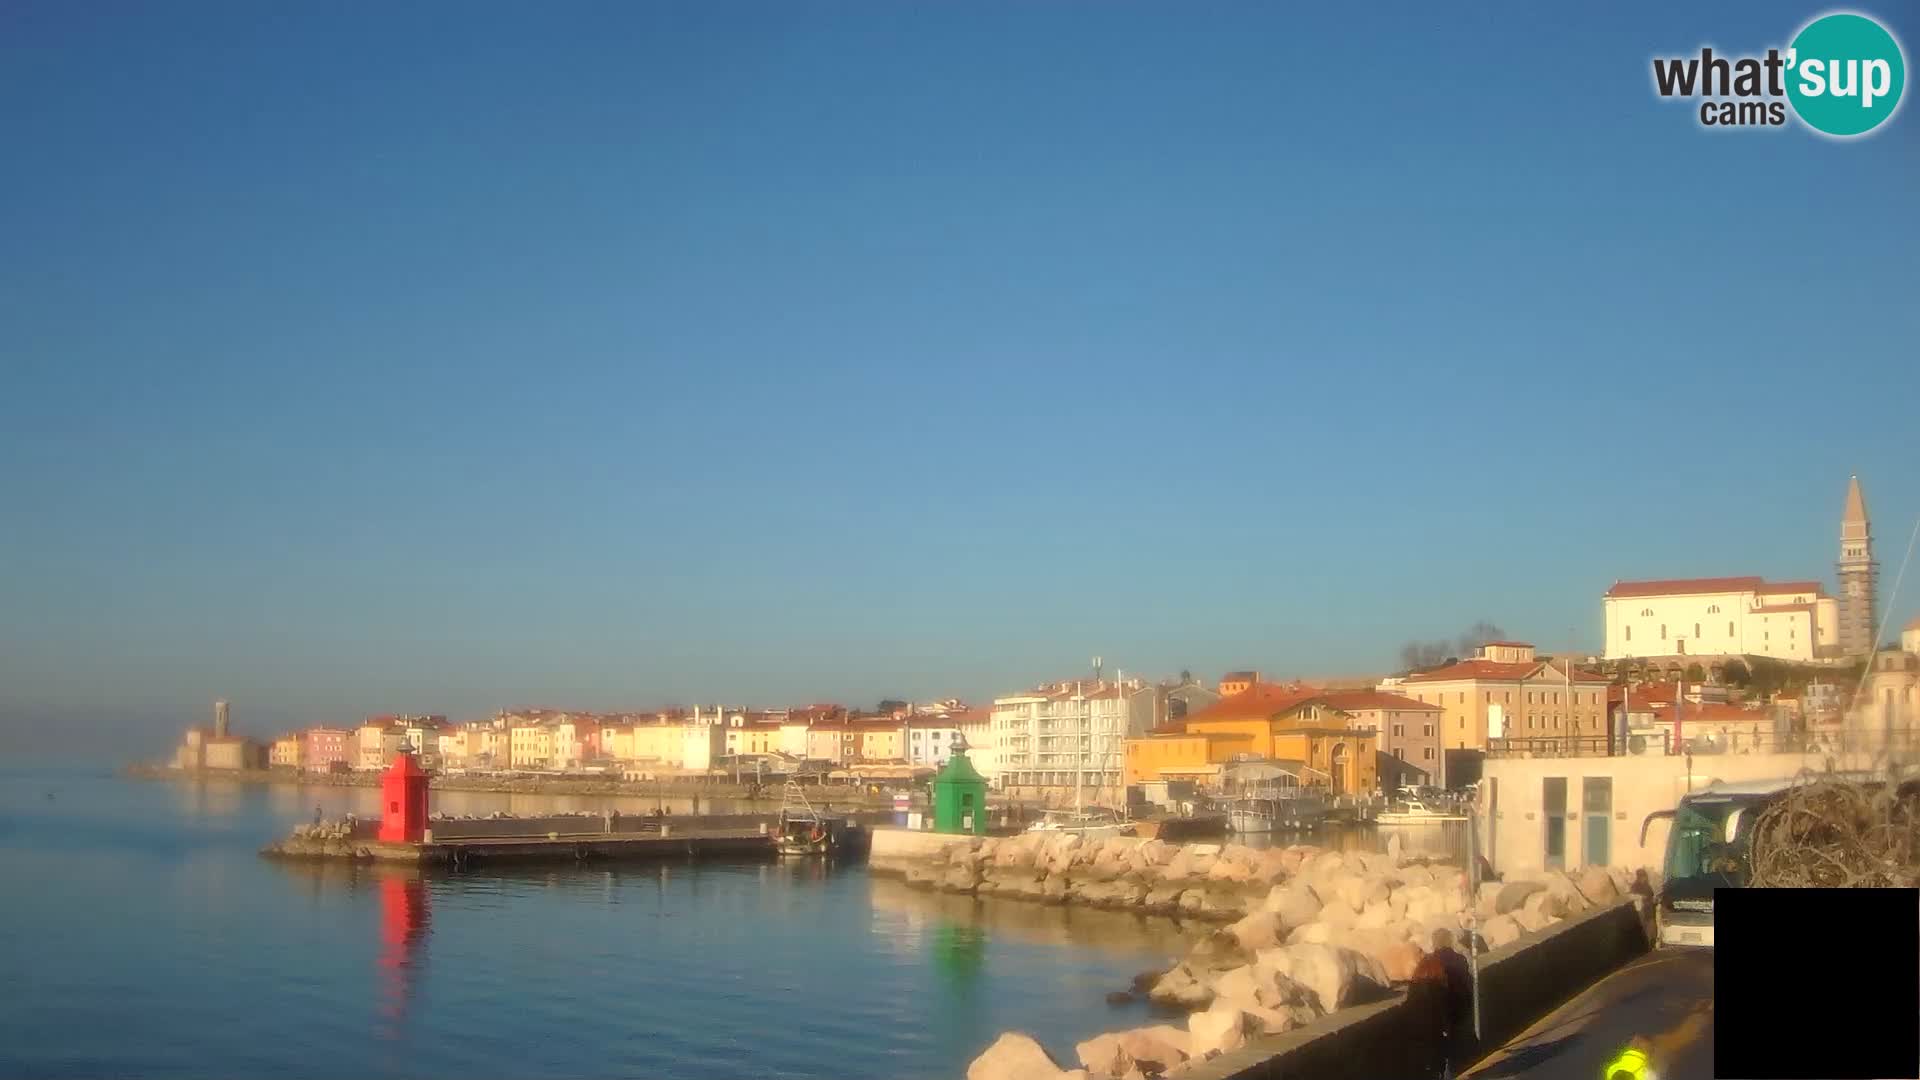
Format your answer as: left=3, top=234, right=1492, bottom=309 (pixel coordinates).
left=1026, top=679, right=1128, bottom=840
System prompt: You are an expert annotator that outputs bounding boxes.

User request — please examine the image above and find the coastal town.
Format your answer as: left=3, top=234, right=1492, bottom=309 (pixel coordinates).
left=165, top=476, right=1920, bottom=819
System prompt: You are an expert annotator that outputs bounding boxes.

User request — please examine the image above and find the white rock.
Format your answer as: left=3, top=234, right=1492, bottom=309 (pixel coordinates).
left=1225, top=910, right=1286, bottom=952
left=967, top=1032, right=1076, bottom=1080
left=1187, top=1001, right=1254, bottom=1058
left=1481, top=913, right=1523, bottom=949
left=1494, top=880, right=1546, bottom=915
left=1074, top=1033, right=1135, bottom=1079
left=1261, top=880, right=1324, bottom=928
left=1112, top=1026, right=1189, bottom=1073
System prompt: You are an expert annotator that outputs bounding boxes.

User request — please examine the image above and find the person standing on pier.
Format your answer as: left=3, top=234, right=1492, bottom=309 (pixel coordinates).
left=1410, top=929, right=1474, bottom=1078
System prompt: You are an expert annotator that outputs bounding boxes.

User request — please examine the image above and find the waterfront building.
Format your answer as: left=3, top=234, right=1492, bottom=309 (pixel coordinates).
left=953, top=707, right=999, bottom=787
left=1124, top=677, right=1222, bottom=735
left=508, top=722, right=554, bottom=769
left=992, top=676, right=1149, bottom=801
left=1316, top=690, right=1444, bottom=787
left=303, top=728, right=353, bottom=772
left=174, top=727, right=206, bottom=770
left=213, top=699, right=230, bottom=739
left=357, top=720, right=411, bottom=771
left=905, top=716, right=961, bottom=768
left=270, top=734, right=303, bottom=769
left=1393, top=642, right=1610, bottom=754
left=401, top=716, right=452, bottom=769
left=1182, top=692, right=1379, bottom=795
left=203, top=736, right=266, bottom=770
left=851, top=719, right=906, bottom=763
left=551, top=716, right=601, bottom=770
left=1905, top=615, right=1920, bottom=658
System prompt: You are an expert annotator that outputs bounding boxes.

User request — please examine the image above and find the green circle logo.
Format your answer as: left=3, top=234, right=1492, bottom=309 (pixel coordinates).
left=1786, top=13, right=1906, bottom=136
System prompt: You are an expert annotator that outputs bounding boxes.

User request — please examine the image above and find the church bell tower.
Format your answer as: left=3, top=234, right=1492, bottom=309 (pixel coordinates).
left=1836, top=474, right=1878, bottom=657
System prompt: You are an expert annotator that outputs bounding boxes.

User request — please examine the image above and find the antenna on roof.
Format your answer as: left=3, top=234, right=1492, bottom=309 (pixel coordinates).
left=1092, top=655, right=1103, bottom=682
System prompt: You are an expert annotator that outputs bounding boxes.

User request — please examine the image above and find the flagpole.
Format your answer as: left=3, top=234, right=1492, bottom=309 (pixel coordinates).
left=1465, top=800, right=1483, bottom=1043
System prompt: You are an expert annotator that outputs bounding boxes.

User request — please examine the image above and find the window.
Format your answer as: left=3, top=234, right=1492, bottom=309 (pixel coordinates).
left=1641, top=608, right=1653, bottom=617
left=1661, top=624, right=1668, bottom=640
left=1728, top=621, right=1735, bottom=637
left=1393, top=724, right=1403, bottom=736
left=1707, top=604, right=1720, bottom=614
left=1626, top=626, right=1631, bottom=642
left=1423, top=747, right=1434, bottom=760
left=1694, top=623, right=1700, bottom=638
left=1424, top=724, right=1434, bottom=737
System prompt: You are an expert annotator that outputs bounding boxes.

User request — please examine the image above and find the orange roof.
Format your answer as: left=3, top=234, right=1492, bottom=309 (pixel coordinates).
left=1220, top=670, right=1258, bottom=681
left=1754, top=581, right=1823, bottom=595
left=1651, top=702, right=1768, bottom=726
left=1316, top=690, right=1442, bottom=713
left=1606, top=576, right=1763, bottom=598
left=1480, top=641, right=1534, bottom=649
left=1405, top=659, right=1609, bottom=685
left=1751, top=603, right=1814, bottom=614
left=1182, top=682, right=1322, bottom=724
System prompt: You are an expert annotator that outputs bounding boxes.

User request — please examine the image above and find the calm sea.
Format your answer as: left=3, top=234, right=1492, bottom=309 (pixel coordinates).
left=0, top=764, right=1206, bottom=1080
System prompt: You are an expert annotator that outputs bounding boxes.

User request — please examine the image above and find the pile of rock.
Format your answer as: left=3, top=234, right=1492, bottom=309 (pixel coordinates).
left=957, top=838, right=1650, bottom=1080
left=265, top=821, right=372, bottom=861
left=889, top=835, right=1308, bottom=922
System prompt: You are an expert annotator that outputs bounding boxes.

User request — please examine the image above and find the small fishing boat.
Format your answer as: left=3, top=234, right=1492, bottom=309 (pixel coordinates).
left=1373, top=798, right=1469, bottom=825
left=775, top=782, right=833, bottom=856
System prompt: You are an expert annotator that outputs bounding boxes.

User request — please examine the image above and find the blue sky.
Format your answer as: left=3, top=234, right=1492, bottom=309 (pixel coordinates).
left=2, top=1, right=1915, bottom=748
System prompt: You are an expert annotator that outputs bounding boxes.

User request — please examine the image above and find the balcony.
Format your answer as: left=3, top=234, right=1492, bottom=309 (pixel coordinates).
left=1484, top=728, right=1920, bottom=759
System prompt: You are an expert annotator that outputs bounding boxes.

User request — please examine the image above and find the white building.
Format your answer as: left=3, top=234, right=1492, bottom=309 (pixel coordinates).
left=992, top=677, right=1149, bottom=801
left=1602, top=576, right=1838, bottom=663
left=905, top=718, right=962, bottom=768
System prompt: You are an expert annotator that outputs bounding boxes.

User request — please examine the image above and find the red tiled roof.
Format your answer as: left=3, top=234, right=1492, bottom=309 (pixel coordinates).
left=1605, top=576, right=1763, bottom=598
left=1751, top=603, right=1815, bottom=614
left=1220, top=671, right=1258, bottom=681
left=1182, top=682, right=1322, bottom=724
left=1316, top=690, right=1442, bottom=713
left=1405, top=659, right=1609, bottom=685
left=1651, top=702, right=1767, bottom=726
left=1480, top=641, right=1534, bottom=649
left=1754, top=581, right=1823, bottom=595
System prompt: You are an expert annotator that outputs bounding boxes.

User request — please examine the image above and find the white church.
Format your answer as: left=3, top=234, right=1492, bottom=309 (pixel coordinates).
left=1601, top=476, right=1878, bottom=665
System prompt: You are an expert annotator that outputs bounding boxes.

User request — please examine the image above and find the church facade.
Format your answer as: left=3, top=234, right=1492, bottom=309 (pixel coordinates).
left=1601, top=476, right=1876, bottom=664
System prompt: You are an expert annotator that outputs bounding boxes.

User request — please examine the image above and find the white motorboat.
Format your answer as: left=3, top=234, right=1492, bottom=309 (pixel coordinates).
left=1373, top=798, right=1468, bottom=825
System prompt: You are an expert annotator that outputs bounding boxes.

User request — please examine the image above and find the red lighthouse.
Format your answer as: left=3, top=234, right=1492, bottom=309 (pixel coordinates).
left=377, top=752, right=430, bottom=843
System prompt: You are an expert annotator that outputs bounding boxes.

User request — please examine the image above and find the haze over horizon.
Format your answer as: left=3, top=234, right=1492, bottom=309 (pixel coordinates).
left=3, top=1, right=1915, bottom=750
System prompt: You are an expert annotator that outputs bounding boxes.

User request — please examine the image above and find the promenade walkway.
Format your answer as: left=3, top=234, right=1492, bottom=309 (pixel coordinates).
left=1464, top=949, right=1714, bottom=1080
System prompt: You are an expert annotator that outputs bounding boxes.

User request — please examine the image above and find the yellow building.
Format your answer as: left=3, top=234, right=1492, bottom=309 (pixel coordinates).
left=1122, top=732, right=1254, bottom=785
left=853, top=721, right=905, bottom=762
left=1143, top=683, right=1378, bottom=794
left=1395, top=642, right=1610, bottom=752
left=509, top=723, right=553, bottom=769
left=270, top=734, right=303, bottom=769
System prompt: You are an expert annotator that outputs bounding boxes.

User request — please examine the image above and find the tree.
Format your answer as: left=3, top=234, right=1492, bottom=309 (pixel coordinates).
left=1684, top=662, right=1706, bottom=684
left=877, top=699, right=909, bottom=714
left=1722, top=659, right=1752, bottom=687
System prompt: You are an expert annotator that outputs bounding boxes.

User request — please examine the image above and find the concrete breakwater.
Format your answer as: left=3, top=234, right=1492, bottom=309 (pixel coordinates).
left=122, top=762, right=913, bottom=808
left=869, top=830, right=1652, bottom=1079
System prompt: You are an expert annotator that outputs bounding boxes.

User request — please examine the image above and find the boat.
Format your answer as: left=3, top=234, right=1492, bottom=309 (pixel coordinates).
left=1220, top=790, right=1330, bottom=834
left=1025, top=806, right=1127, bottom=840
left=1130, top=813, right=1229, bottom=842
left=775, top=782, right=833, bottom=856
left=1373, top=798, right=1469, bottom=825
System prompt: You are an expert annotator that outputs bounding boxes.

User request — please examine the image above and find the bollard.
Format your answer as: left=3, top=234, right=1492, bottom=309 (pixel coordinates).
left=660, top=824, right=672, bottom=838
left=759, top=822, right=769, bottom=835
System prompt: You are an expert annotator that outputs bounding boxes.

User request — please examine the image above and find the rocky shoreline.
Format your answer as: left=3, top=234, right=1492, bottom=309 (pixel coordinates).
left=874, top=832, right=1649, bottom=1080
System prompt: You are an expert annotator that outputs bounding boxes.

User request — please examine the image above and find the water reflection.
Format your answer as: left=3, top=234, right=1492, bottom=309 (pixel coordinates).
left=867, top=878, right=1191, bottom=961
left=377, top=872, right=431, bottom=1039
